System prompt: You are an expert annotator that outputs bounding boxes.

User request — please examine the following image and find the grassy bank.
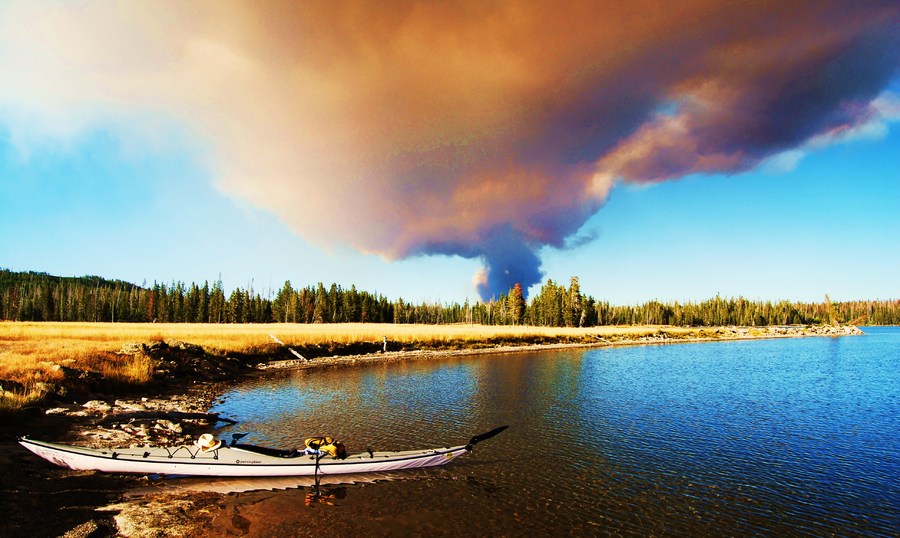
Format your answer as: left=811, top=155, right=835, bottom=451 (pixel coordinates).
left=1, top=321, right=853, bottom=414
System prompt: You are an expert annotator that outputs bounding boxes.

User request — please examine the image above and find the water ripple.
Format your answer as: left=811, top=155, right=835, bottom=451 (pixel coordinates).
left=211, top=328, right=900, bottom=535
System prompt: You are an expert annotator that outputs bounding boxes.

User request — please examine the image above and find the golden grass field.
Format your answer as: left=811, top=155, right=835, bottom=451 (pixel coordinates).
left=0, top=321, right=686, bottom=412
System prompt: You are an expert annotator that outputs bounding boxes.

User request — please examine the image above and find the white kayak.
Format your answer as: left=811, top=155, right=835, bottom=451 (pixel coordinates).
left=18, top=427, right=507, bottom=478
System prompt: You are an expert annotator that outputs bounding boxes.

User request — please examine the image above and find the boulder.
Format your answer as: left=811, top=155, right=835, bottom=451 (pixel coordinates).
left=165, top=340, right=205, bottom=355
left=119, top=342, right=148, bottom=355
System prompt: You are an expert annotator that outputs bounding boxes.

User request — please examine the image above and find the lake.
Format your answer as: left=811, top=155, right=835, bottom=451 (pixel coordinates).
left=209, top=327, right=899, bottom=535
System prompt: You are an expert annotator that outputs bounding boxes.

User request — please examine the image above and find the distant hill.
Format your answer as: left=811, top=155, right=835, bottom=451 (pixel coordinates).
left=0, top=269, right=143, bottom=291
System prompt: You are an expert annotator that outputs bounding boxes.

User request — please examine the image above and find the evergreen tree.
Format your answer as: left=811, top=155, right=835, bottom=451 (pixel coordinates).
left=313, top=283, right=328, bottom=323
left=228, top=288, right=244, bottom=323
left=200, top=281, right=210, bottom=323
left=273, top=280, right=293, bottom=323
left=209, top=279, right=226, bottom=323
left=508, top=283, right=525, bottom=325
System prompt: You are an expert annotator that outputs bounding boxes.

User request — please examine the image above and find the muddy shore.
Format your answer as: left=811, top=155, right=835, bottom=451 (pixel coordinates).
left=0, top=325, right=863, bottom=537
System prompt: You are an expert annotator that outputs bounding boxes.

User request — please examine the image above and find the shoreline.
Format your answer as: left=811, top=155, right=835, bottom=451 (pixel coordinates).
left=6, top=325, right=865, bottom=449
left=0, top=324, right=864, bottom=537
left=258, top=323, right=864, bottom=371
left=0, top=322, right=866, bottom=418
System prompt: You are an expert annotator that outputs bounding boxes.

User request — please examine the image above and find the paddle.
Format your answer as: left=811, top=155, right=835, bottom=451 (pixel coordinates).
left=311, top=450, right=328, bottom=500
left=465, top=425, right=509, bottom=451
left=229, top=433, right=249, bottom=447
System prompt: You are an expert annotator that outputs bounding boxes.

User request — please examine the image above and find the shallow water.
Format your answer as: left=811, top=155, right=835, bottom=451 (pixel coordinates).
left=209, top=327, right=899, bottom=535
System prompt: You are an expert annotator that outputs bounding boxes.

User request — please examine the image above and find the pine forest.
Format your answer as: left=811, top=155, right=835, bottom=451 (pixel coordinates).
left=1, top=269, right=897, bottom=327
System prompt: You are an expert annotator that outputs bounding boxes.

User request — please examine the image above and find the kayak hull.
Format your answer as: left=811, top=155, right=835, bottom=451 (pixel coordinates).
left=19, top=437, right=469, bottom=477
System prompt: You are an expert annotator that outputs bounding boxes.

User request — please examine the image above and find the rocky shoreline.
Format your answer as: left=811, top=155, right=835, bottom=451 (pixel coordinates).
left=258, top=323, right=864, bottom=373
left=0, top=324, right=864, bottom=537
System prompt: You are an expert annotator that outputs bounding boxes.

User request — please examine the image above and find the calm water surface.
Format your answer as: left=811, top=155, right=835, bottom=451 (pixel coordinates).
left=211, top=328, right=899, bottom=536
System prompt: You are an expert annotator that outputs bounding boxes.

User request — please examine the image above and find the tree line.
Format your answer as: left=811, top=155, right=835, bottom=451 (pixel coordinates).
left=1, top=269, right=898, bottom=326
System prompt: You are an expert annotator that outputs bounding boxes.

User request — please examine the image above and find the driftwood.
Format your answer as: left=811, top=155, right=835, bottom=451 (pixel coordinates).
left=98, top=411, right=237, bottom=426
left=270, top=333, right=310, bottom=361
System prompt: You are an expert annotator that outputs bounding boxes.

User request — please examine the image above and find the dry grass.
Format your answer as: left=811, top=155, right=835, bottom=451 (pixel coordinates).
left=0, top=321, right=668, bottom=376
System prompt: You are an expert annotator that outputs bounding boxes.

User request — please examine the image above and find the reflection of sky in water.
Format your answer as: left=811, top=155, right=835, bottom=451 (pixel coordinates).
left=210, top=329, right=899, bottom=535
left=570, top=332, right=899, bottom=530
left=214, top=360, right=479, bottom=449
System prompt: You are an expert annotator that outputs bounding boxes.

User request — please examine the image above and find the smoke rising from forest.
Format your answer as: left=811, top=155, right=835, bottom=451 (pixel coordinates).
left=1, top=1, right=898, bottom=299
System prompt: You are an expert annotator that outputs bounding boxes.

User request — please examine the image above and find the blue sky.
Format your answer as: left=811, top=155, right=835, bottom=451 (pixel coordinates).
left=1, top=2, right=898, bottom=306
left=3, top=118, right=896, bottom=305
left=541, top=125, right=900, bottom=303
left=0, top=124, right=488, bottom=303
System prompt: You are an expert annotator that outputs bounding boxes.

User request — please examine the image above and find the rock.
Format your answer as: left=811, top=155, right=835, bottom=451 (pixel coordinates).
left=32, top=382, right=60, bottom=398
left=59, top=519, right=111, bottom=538
left=146, top=340, right=168, bottom=353
left=119, top=342, right=148, bottom=355
left=115, top=400, right=148, bottom=412
left=83, top=400, right=112, bottom=412
left=166, top=340, right=204, bottom=355
left=155, top=419, right=182, bottom=434
left=60, top=366, right=104, bottom=383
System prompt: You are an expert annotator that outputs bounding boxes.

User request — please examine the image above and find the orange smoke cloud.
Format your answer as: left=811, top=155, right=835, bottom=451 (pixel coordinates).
left=1, top=1, right=897, bottom=297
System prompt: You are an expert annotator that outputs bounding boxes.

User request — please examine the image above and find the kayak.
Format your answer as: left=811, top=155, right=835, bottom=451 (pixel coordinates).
left=18, top=426, right=507, bottom=478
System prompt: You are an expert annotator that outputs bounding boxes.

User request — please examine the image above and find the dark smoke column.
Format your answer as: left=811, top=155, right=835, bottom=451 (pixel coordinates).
left=475, top=226, right=544, bottom=301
